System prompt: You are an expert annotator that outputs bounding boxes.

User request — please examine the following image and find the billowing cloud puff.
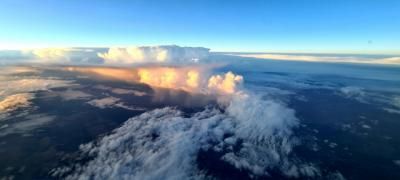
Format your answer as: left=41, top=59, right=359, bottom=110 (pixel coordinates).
left=53, top=90, right=321, bottom=179
left=208, top=72, right=243, bottom=94
left=98, top=45, right=210, bottom=64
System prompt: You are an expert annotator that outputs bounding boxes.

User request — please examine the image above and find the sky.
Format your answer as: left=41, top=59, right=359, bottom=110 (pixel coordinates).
left=0, top=0, right=399, bottom=54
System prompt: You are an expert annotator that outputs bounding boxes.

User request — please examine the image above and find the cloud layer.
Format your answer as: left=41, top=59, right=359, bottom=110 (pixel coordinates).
left=55, top=90, right=315, bottom=179
left=0, top=66, right=75, bottom=119
left=98, top=45, right=210, bottom=64
left=231, top=53, right=400, bottom=65
left=0, top=93, right=33, bottom=114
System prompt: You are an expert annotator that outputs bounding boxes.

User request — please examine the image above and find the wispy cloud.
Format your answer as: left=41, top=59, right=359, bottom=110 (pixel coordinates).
left=0, top=93, right=33, bottom=118
left=54, top=89, right=324, bottom=179
left=87, top=97, right=146, bottom=111
left=230, top=53, right=400, bottom=65
left=0, top=66, right=75, bottom=119
left=0, top=113, right=56, bottom=137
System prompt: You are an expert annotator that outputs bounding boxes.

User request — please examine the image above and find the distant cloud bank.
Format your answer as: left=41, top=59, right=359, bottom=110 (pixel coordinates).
left=1, top=45, right=399, bottom=65
left=229, top=53, right=400, bottom=65
left=0, top=45, right=210, bottom=65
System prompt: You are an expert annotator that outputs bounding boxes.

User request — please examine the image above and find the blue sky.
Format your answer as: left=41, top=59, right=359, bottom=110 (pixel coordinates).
left=0, top=0, right=399, bottom=54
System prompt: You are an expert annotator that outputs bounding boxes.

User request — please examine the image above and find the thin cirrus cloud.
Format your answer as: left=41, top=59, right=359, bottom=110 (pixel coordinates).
left=230, top=53, right=400, bottom=65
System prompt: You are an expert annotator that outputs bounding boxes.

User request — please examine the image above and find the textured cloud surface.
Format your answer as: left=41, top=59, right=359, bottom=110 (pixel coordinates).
left=57, top=90, right=313, bottom=179
left=98, top=45, right=210, bottom=64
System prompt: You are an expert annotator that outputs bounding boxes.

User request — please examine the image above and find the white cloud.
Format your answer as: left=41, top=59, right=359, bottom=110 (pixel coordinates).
left=384, top=108, right=400, bottom=114
left=11, top=48, right=104, bottom=64
left=55, top=90, right=323, bottom=179
left=339, top=86, right=400, bottom=114
left=339, top=86, right=365, bottom=99
left=230, top=53, right=400, bottom=65
left=111, top=88, right=147, bottom=96
left=2, top=46, right=209, bottom=65
left=0, top=113, right=56, bottom=137
left=98, top=45, right=210, bottom=64
left=87, top=97, right=146, bottom=111
left=207, top=72, right=243, bottom=94
left=57, top=89, right=92, bottom=101
left=31, top=48, right=73, bottom=63
left=87, top=97, right=120, bottom=109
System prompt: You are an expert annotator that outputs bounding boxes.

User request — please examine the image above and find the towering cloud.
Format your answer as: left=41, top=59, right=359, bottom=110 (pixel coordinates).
left=208, top=72, right=243, bottom=94
left=98, top=45, right=210, bottom=64
left=52, top=63, right=326, bottom=179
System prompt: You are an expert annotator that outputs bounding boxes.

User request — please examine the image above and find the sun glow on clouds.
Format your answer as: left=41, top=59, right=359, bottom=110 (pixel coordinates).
left=31, top=48, right=72, bottom=62
left=0, top=66, right=75, bottom=118
left=66, top=66, right=243, bottom=95
left=0, top=93, right=33, bottom=114
left=53, top=59, right=331, bottom=178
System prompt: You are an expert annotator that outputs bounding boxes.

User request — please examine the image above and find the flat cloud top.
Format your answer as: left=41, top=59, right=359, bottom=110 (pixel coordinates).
left=3, top=45, right=400, bottom=66
left=230, top=53, right=400, bottom=65
left=99, top=45, right=210, bottom=64
left=0, top=45, right=210, bottom=65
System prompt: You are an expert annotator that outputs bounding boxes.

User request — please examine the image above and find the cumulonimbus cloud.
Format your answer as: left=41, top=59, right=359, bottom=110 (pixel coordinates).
left=65, top=66, right=243, bottom=96
left=98, top=45, right=210, bottom=64
left=53, top=64, right=327, bottom=179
